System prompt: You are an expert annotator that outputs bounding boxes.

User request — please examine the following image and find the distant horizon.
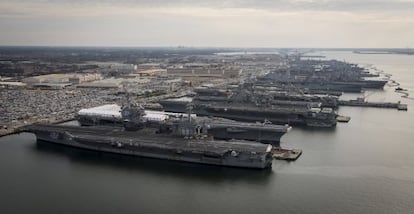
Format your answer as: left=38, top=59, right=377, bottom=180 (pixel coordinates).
left=1, top=1, right=413, bottom=48
left=0, top=45, right=413, bottom=50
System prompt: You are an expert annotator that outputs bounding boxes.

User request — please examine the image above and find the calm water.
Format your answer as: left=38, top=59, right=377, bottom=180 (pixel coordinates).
left=1, top=51, right=414, bottom=214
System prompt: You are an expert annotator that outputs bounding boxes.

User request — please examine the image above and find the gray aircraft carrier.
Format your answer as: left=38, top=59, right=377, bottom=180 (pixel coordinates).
left=259, top=58, right=388, bottom=93
left=159, top=86, right=338, bottom=128
left=21, top=123, right=273, bottom=169
left=20, top=103, right=275, bottom=169
left=76, top=104, right=291, bottom=144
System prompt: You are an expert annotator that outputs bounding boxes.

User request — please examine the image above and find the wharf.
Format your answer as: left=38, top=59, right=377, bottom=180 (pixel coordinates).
left=0, top=128, right=17, bottom=137
left=339, top=100, right=408, bottom=111
left=0, top=116, right=75, bottom=137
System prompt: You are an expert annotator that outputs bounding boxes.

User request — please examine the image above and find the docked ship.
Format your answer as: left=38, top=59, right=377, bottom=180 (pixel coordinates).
left=76, top=104, right=291, bottom=144
left=159, top=86, right=338, bottom=128
left=203, top=86, right=340, bottom=108
left=258, top=58, right=388, bottom=93
left=257, top=76, right=387, bottom=93
left=21, top=105, right=274, bottom=169
left=23, top=125, right=273, bottom=169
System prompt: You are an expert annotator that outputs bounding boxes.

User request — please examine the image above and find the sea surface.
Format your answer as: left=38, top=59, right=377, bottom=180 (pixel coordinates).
left=1, top=51, right=414, bottom=214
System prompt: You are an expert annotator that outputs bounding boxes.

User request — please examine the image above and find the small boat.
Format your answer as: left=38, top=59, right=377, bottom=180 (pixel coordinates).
left=272, top=147, right=302, bottom=161
left=336, top=115, right=351, bottom=123
left=395, top=87, right=407, bottom=91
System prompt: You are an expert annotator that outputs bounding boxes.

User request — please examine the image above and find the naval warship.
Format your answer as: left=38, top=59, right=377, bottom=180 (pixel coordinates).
left=76, top=104, right=291, bottom=144
left=258, top=58, right=387, bottom=93
left=21, top=104, right=274, bottom=169
left=196, top=86, right=339, bottom=108
left=159, top=85, right=337, bottom=128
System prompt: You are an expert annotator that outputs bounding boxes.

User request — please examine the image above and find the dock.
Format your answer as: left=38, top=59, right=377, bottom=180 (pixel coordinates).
left=0, top=128, right=17, bottom=137
left=272, top=147, right=302, bottom=161
left=0, top=116, right=75, bottom=137
left=339, top=99, right=408, bottom=111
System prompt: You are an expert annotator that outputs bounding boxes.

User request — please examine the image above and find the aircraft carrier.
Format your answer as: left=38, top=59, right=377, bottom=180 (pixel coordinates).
left=258, top=58, right=388, bottom=93
left=76, top=104, right=291, bottom=144
left=196, top=86, right=339, bottom=108
left=26, top=101, right=278, bottom=169
left=159, top=86, right=338, bottom=128
left=16, top=101, right=275, bottom=169
left=22, top=124, right=273, bottom=169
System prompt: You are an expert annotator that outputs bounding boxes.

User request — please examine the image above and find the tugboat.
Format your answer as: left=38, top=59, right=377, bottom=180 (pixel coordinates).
left=395, top=87, right=407, bottom=91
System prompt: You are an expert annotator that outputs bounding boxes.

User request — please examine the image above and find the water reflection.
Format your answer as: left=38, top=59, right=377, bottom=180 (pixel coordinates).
left=33, top=140, right=274, bottom=184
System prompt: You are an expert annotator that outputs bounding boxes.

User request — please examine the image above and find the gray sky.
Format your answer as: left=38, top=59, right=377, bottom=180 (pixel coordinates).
left=1, top=0, right=413, bottom=48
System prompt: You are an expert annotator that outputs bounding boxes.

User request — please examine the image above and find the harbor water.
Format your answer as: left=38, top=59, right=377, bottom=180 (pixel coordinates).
left=1, top=51, right=414, bottom=214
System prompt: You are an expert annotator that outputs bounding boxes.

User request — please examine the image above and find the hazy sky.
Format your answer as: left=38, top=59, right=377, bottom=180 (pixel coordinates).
left=1, top=0, right=413, bottom=48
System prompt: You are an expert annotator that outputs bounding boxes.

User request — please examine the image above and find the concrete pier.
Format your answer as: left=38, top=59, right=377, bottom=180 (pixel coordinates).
left=339, top=99, right=408, bottom=111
